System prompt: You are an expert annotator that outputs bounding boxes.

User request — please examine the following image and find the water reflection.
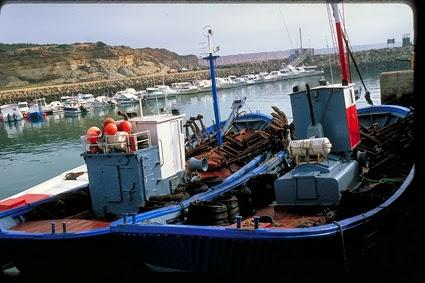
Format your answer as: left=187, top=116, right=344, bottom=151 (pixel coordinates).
left=2, top=120, right=24, bottom=138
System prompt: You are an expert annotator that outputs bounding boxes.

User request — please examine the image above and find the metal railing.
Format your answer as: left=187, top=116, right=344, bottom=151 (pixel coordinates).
left=81, top=130, right=151, bottom=154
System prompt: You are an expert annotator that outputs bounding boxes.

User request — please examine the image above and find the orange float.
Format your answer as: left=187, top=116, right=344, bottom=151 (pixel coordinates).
left=87, top=126, right=101, bottom=135
left=86, top=130, right=99, bottom=144
left=104, top=122, right=118, bottom=135
left=118, top=120, right=133, bottom=133
left=103, top=118, right=115, bottom=127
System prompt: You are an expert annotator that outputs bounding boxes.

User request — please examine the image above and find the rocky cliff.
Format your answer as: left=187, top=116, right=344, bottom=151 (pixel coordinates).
left=0, top=42, right=199, bottom=88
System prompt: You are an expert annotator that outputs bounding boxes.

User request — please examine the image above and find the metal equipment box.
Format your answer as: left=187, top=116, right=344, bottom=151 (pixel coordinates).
left=274, top=157, right=358, bottom=206
left=82, top=146, right=170, bottom=218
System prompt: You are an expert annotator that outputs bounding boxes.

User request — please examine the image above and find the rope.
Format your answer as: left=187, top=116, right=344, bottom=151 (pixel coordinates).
left=277, top=7, right=295, bottom=50
left=340, top=20, right=373, bottom=105
left=326, top=37, right=335, bottom=84
left=360, top=175, right=402, bottom=185
left=333, top=221, right=349, bottom=272
left=326, top=3, right=339, bottom=76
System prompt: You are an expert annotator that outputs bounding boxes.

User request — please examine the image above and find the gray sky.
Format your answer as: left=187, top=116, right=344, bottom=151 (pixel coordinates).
left=0, top=3, right=414, bottom=56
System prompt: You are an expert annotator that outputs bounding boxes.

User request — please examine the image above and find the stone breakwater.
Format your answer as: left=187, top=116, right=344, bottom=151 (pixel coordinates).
left=0, top=66, right=274, bottom=104
left=0, top=46, right=413, bottom=105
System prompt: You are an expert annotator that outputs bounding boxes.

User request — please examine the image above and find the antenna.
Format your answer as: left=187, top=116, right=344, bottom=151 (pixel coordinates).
left=202, top=26, right=223, bottom=146
left=202, top=26, right=220, bottom=55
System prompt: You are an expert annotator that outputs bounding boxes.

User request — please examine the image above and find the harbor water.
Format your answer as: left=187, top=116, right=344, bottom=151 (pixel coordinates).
left=0, top=73, right=382, bottom=199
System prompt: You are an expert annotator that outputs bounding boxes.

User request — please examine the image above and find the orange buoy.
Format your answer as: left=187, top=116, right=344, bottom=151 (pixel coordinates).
left=86, top=130, right=99, bottom=144
left=118, top=120, right=133, bottom=133
left=103, top=118, right=116, bottom=127
left=104, top=122, right=118, bottom=135
left=87, top=126, right=101, bottom=135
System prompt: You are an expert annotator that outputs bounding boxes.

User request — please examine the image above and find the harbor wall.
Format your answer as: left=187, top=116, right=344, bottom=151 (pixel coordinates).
left=379, top=70, right=414, bottom=107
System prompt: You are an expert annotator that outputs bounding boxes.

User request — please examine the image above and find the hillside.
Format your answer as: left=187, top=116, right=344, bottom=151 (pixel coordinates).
left=0, top=42, right=199, bottom=88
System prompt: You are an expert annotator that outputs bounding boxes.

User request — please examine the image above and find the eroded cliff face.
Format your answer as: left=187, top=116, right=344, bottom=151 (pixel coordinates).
left=0, top=42, right=199, bottom=88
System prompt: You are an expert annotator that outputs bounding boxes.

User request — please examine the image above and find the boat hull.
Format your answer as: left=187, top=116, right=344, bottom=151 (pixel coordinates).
left=0, top=234, right=144, bottom=280
left=114, top=171, right=414, bottom=273
left=111, top=105, right=416, bottom=274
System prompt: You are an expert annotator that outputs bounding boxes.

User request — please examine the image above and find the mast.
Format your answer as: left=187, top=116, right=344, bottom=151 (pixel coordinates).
left=299, top=28, right=303, bottom=52
left=330, top=1, right=350, bottom=85
left=203, top=28, right=223, bottom=145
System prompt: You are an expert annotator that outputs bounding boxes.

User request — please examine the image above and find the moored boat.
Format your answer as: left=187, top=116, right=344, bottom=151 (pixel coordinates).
left=0, top=104, right=23, bottom=122
left=109, top=4, right=415, bottom=274
left=113, top=88, right=141, bottom=105
left=27, top=104, right=44, bottom=122
left=171, top=82, right=199, bottom=95
left=63, top=98, right=83, bottom=114
left=17, top=102, right=29, bottom=115
left=33, top=98, right=53, bottom=115
left=111, top=91, right=414, bottom=272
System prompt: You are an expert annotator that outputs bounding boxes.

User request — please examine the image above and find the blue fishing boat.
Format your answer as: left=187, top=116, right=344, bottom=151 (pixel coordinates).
left=0, top=4, right=415, bottom=279
left=109, top=3, right=415, bottom=274
left=111, top=103, right=414, bottom=273
left=27, top=104, right=44, bottom=122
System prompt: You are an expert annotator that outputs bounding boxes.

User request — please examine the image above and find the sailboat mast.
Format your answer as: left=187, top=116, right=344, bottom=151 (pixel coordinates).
left=330, top=1, right=350, bottom=85
left=299, top=28, right=302, bottom=51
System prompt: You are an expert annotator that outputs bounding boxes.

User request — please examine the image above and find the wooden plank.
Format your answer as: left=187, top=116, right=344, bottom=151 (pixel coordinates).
left=10, top=219, right=111, bottom=233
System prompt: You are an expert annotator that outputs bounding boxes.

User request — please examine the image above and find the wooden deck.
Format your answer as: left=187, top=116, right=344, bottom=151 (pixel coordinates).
left=10, top=219, right=111, bottom=233
left=227, top=206, right=327, bottom=229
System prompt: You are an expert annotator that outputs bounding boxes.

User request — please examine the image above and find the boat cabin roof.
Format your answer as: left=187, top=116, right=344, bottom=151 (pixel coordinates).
left=130, top=114, right=185, bottom=124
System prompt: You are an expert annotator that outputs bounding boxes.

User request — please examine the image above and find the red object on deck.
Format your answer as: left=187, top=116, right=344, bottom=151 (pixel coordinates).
left=0, top=194, right=50, bottom=211
left=0, top=199, right=26, bottom=211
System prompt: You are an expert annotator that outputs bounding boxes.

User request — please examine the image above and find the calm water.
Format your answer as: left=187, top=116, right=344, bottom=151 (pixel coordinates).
left=0, top=74, right=382, bottom=199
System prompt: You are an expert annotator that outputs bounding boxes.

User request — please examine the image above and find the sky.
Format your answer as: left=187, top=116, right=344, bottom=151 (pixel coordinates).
left=0, top=3, right=415, bottom=56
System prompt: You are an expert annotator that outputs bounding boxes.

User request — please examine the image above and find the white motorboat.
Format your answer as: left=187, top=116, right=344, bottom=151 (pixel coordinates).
left=60, top=96, right=72, bottom=104
left=0, top=104, right=24, bottom=122
left=49, top=101, right=64, bottom=113
left=194, top=80, right=212, bottom=92
left=264, top=71, right=283, bottom=82
left=226, top=76, right=245, bottom=86
left=17, top=102, right=29, bottom=114
left=278, top=64, right=324, bottom=79
left=144, top=85, right=177, bottom=100
left=216, top=77, right=238, bottom=89
left=113, top=88, right=140, bottom=105
left=242, top=74, right=256, bottom=85
left=171, top=82, right=199, bottom=95
left=63, top=99, right=87, bottom=114
left=93, top=96, right=117, bottom=108
left=34, top=98, right=53, bottom=115
left=156, top=85, right=177, bottom=97
left=77, top=93, right=95, bottom=104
